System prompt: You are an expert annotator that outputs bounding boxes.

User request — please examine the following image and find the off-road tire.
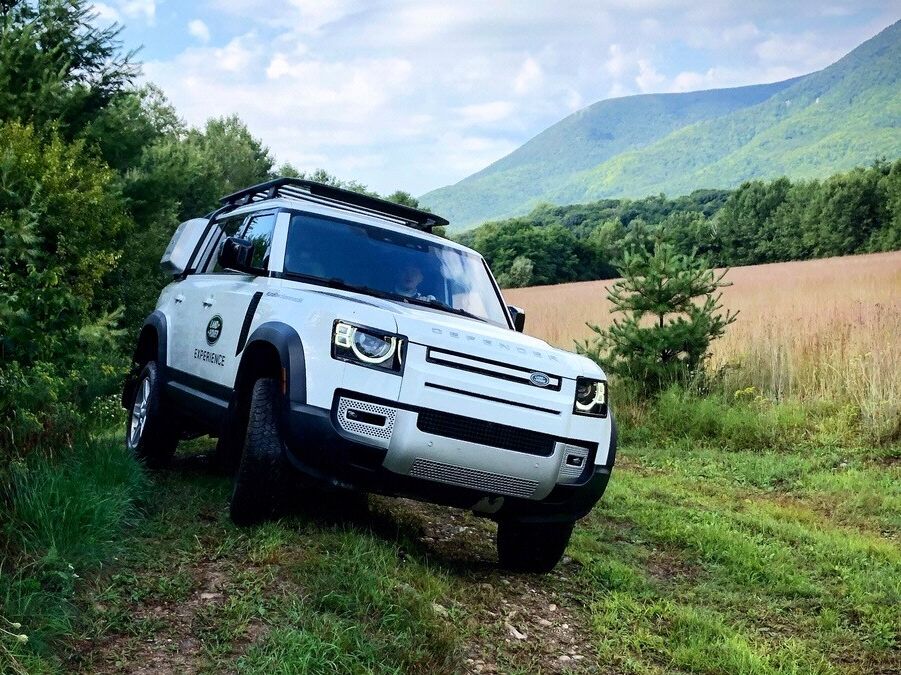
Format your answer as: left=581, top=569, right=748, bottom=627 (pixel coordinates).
left=230, top=378, right=289, bottom=525
left=125, top=361, right=179, bottom=468
left=496, top=520, right=575, bottom=573
left=215, top=396, right=250, bottom=474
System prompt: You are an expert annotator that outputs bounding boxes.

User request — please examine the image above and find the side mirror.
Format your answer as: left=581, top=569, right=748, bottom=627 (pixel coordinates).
left=219, top=236, right=255, bottom=272
left=508, top=305, right=525, bottom=332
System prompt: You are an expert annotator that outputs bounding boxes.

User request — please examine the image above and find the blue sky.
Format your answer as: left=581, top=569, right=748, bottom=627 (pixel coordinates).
left=91, top=1, right=900, bottom=196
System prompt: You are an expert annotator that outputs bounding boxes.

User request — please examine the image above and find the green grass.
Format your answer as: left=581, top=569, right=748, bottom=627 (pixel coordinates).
left=573, top=444, right=900, bottom=674
left=2, top=394, right=898, bottom=673
left=0, top=433, right=149, bottom=673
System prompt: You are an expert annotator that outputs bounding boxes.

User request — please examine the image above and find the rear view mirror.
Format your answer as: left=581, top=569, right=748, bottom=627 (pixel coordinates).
left=219, top=236, right=255, bottom=272
left=508, top=305, right=526, bottom=332
left=160, top=218, right=209, bottom=276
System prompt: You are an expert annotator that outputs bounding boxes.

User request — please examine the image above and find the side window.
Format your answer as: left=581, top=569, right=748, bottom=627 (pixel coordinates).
left=199, top=214, right=247, bottom=273
left=239, top=212, right=276, bottom=271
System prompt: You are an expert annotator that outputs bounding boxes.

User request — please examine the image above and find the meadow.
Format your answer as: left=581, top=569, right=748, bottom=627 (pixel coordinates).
left=3, top=252, right=899, bottom=674
left=506, top=251, right=901, bottom=443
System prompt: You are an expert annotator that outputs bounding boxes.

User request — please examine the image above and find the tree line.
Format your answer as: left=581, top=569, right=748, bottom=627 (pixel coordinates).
left=459, top=162, right=901, bottom=288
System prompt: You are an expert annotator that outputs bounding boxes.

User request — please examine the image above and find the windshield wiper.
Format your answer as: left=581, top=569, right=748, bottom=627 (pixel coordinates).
left=326, top=278, right=399, bottom=301
left=401, top=295, right=487, bottom=323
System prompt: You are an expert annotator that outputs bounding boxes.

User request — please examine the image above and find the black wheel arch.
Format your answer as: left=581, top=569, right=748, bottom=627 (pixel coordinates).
left=235, top=322, right=307, bottom=406
left=123, top=311, right=168, bottom=408
left=217, top=322, right=306, bottom=466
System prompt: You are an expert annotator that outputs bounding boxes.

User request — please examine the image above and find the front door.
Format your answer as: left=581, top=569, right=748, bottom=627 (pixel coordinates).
left=175, top=210, right=278, bottom=391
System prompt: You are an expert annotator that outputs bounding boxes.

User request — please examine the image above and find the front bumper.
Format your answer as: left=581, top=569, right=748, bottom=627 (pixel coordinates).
left=280, top=390, right=617, bottom=524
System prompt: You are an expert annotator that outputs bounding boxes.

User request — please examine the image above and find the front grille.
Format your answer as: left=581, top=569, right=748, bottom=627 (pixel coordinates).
left=409, top=458, right=538, bottom=498
left=426, top=348, right=562, bottom=391
left=417, top=409, right=556, bottom=456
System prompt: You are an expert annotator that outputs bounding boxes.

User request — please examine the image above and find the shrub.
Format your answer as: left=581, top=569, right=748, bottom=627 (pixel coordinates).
left=0, top=122, right=131, bottom=457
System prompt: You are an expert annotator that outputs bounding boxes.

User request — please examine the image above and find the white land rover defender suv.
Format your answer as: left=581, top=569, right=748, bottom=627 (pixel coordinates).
left=123, top=178, right=616, bottom=572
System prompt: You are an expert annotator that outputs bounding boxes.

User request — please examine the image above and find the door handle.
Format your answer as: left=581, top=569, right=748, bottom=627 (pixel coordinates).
left=202, top=297, right=214, bottom=307
left=174, top=294, right=185, bottom=304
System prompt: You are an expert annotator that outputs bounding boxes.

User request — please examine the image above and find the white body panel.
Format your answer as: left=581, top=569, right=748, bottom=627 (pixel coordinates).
left=154, top=192, right=612, bottom=503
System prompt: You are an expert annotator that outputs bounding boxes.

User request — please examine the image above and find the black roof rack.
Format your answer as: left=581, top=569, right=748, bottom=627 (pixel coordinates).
left=219, top=177, right=448, bottom=231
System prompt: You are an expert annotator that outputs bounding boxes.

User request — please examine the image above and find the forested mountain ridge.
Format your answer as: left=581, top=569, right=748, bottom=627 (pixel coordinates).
left=420, top=79, right=797, bottom=227
left=423, top=20, right=901, bottom=230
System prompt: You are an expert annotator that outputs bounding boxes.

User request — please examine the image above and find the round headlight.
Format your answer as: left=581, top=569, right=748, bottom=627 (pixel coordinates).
left=575, top=380, right=599, bottom=411
left=351, top=330, right=396, bottom=363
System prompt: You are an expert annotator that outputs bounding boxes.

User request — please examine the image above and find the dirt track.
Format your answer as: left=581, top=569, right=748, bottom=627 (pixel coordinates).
left=76, top=452, right=603, bottom=674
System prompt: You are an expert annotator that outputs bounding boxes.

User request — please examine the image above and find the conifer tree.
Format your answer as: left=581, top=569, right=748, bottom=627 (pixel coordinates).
left=577, top=242, right=737, bottom=393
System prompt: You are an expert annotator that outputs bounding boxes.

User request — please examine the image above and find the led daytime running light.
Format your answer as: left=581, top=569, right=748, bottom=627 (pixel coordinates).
left=574, top=378, right=608, bottom=416
left=334, top=322, right=399, bottom=365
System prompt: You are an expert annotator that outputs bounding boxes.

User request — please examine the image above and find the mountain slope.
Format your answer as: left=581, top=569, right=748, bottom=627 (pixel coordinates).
left=561, top=20, right=901, bottom=203
left=423, top=20, right=901, bottom=230
left=422, top=79, right=797, bottom=227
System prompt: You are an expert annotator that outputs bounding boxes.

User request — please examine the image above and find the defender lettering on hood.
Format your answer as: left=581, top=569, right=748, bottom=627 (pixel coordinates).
left=427, top=326, right=561, bottom=361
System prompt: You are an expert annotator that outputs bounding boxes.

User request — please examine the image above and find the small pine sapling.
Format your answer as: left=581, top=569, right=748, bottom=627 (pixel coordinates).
left=577, top=241, right=737, bottom=394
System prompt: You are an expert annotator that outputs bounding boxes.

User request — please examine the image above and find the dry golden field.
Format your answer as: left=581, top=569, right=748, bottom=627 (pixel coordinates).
left=506, top=251, right=901, bottom=435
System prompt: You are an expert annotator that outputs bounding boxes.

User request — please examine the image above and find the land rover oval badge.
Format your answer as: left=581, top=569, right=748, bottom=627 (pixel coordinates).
left=206, top=315, right=223, bottom=345
left=529, top=371, right=550, bottom=387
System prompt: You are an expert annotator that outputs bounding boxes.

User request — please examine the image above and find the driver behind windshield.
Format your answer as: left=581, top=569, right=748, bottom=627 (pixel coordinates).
left=394, top=262, right=425, bottom=298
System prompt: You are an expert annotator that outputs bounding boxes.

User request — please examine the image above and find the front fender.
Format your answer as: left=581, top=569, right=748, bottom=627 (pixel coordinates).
left=242, top=322, right=307, bottom=405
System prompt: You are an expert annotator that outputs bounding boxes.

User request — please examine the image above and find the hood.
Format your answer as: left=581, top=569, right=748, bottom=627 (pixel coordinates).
left=298, top=285, right=604, bottom=379
left=390, top=302, right=600, bottom=379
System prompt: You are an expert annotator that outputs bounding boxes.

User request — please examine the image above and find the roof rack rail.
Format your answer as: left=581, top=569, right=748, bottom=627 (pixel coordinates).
left=219, top=177, right=448, bottom=231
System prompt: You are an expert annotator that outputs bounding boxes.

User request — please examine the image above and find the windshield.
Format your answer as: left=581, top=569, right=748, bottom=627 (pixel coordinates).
left=283, top=211, right=510, bottom=327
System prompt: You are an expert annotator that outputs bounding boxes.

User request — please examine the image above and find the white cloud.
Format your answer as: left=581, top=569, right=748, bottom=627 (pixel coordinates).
left=212, top=0, right=362, bottom=33
left=455, top=101, right=515, bottom=126
left=91, top=2, right=120, bottom=22
left=188, top=19, right=211, bottom=44
left=266, top=54, right=292, bottom=80
left=635, top=59, right=666, bottom=92
left=754, top=32, right=844, bottom=70
left=564, top=89, right=583, bottom=112
left=604, top=44, right=630, bottom=78
left=90, top=0, right=154, bottom=24
left=119, top=0, right=155, bottom=22
left=822, top=5, right=856, bottom=17
left=605, top=45, right=666, bottom=94
left=514, top=57, right=544, bottom=95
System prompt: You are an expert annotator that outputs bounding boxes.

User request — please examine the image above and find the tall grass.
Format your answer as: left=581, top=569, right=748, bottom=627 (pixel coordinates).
left=0, top=434, right=147, bottom=673
left=506, top=251, right=901, bottom=442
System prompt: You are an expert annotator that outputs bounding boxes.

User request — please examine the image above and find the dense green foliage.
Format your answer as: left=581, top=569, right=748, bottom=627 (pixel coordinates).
left=0, top=122, right=130, bottom=452
left=462, top=161, right=901, bottom=287
left=576, top=243, right=737, bottom=392
left=423, top=20, right=901, bottom=229
left=0, top=0, right=415, bottom=463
